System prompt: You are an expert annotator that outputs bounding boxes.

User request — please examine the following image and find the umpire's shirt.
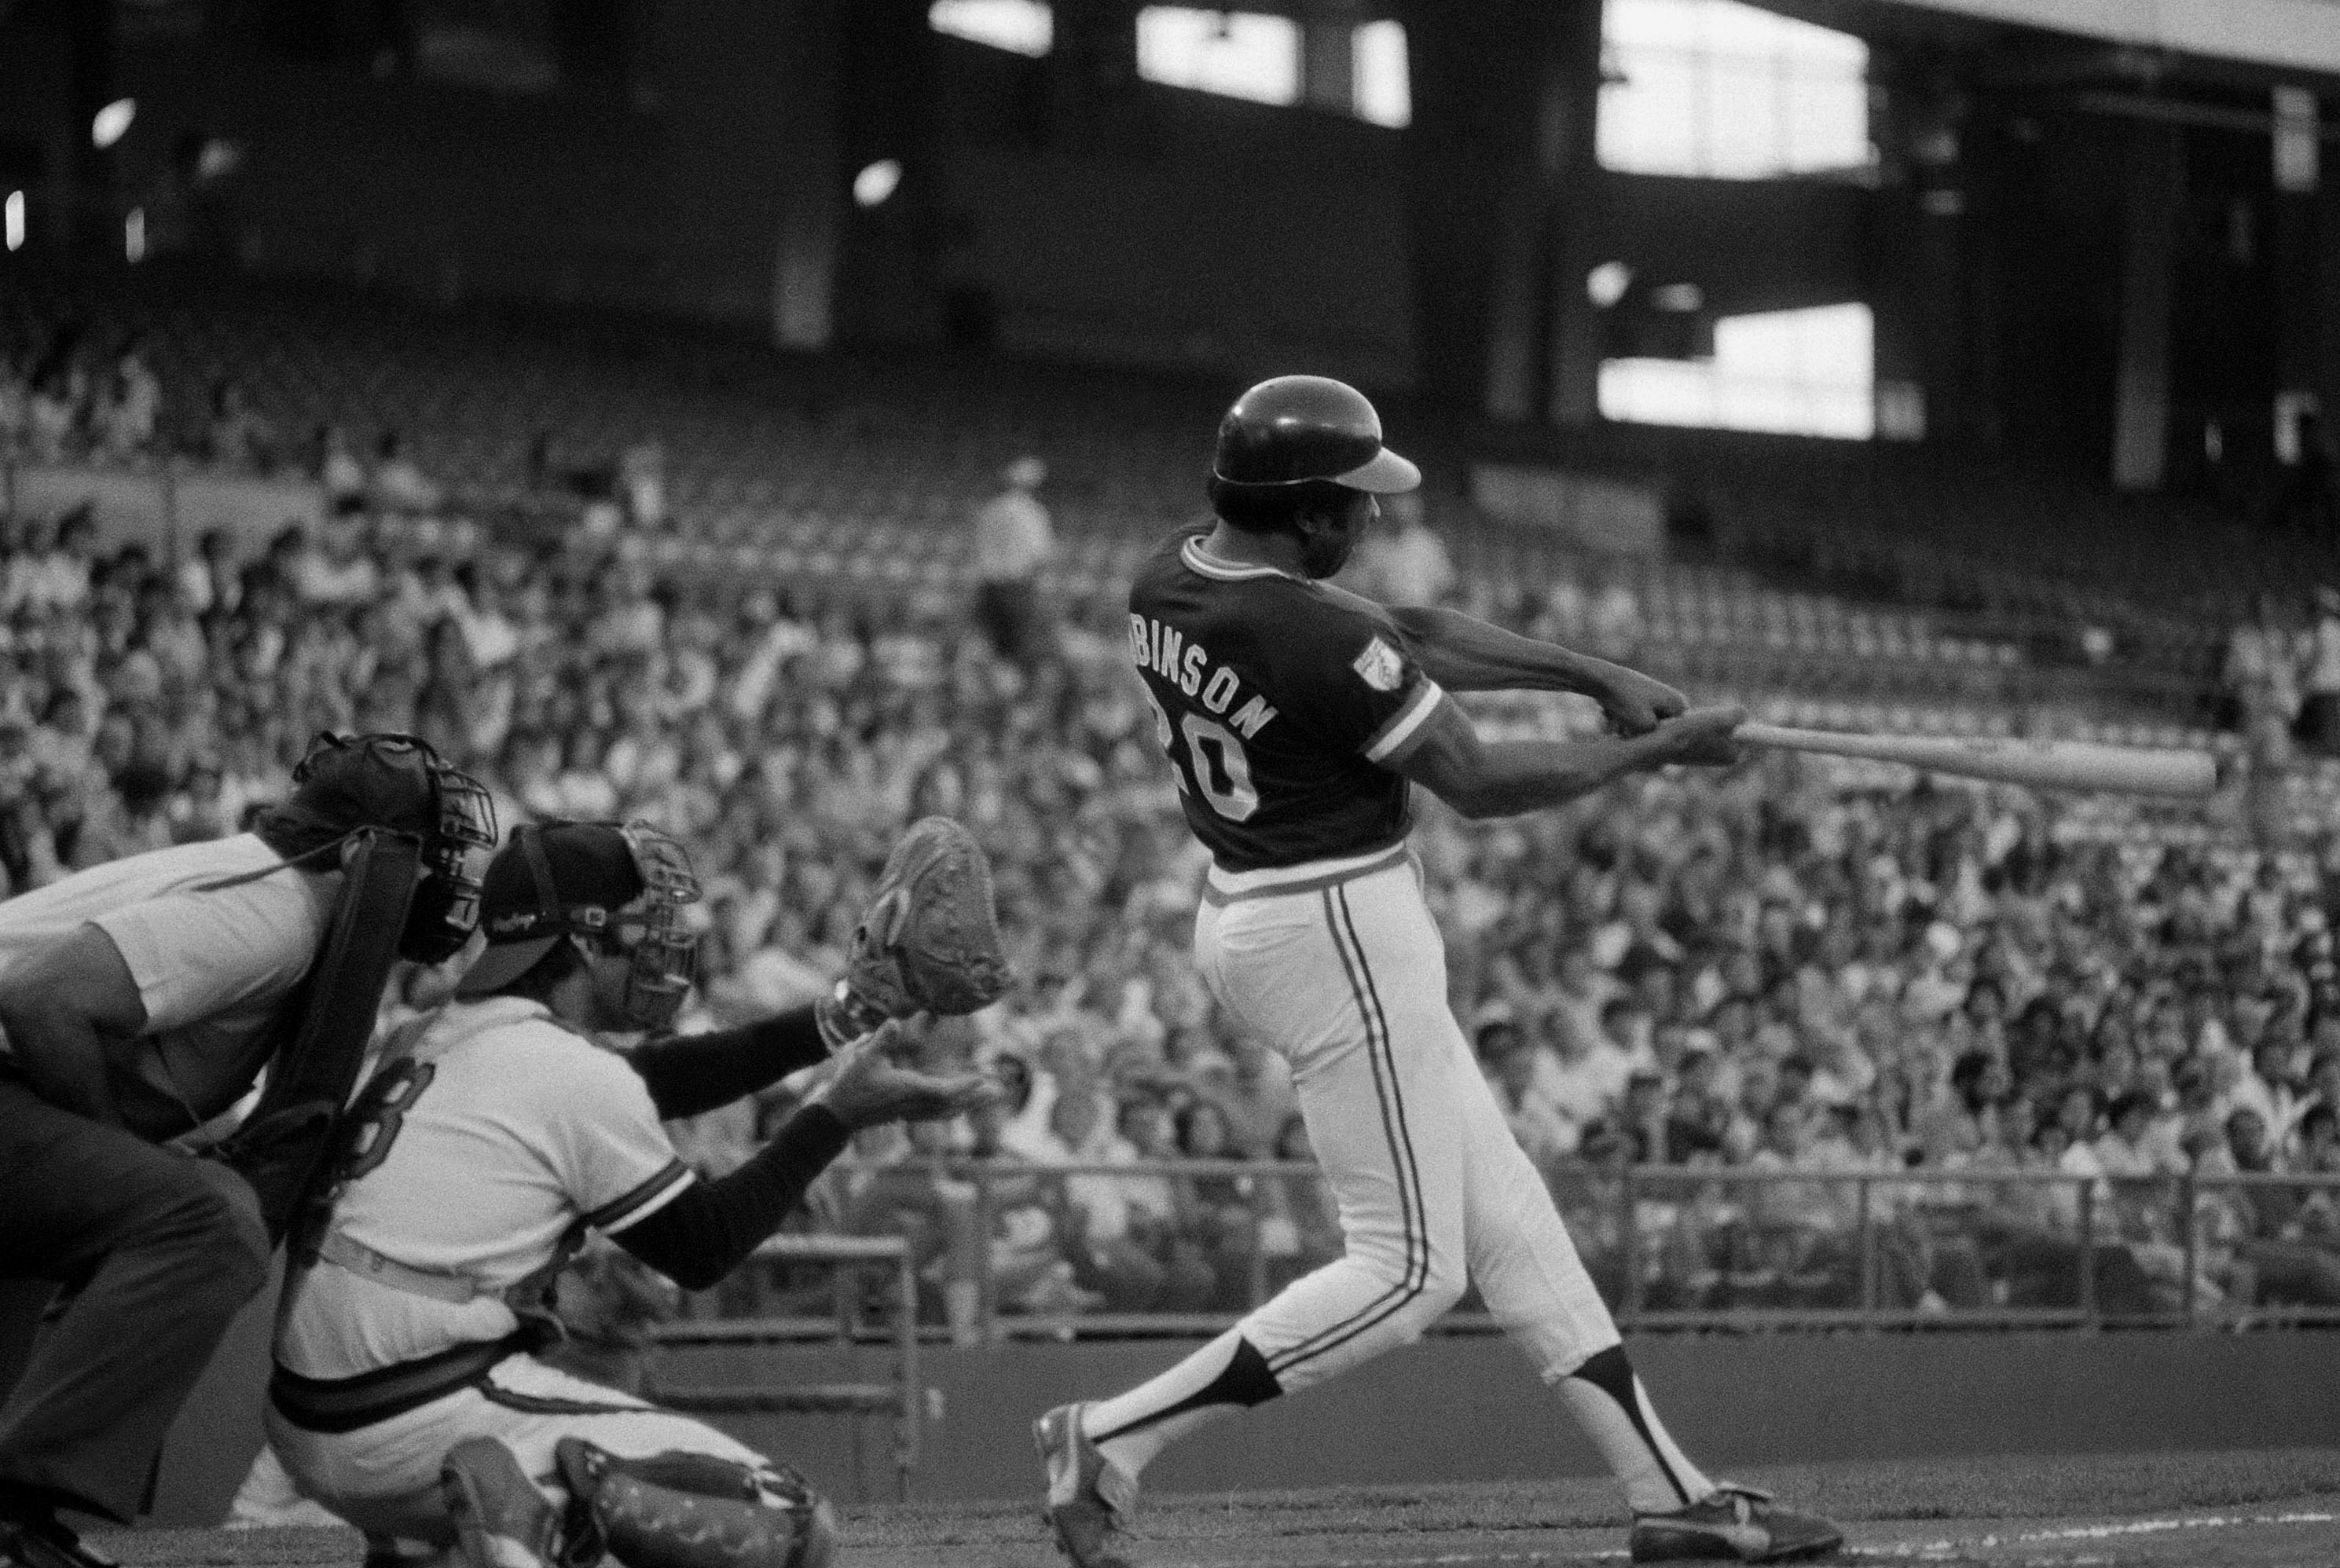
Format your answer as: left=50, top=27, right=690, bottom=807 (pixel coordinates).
left=0, top=832, right=340, bottom=1526
left=0, top=833, right=341, bottom=1139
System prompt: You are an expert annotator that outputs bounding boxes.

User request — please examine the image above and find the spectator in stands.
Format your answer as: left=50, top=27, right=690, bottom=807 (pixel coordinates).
left=2296, top=1102, right=2340, bottom=1174
left=842, top=1116, right=982, bottom=1328
left=286, top=522, right=380, bottom=609
left=970, top=455, right=1054, bottom=668
left=1662, top=1046, right=1736, bottom=1163
left=1202, top=1035, right=1296, bottom=1158
left=1172, top=1097, right=1259, bottom=1312
left=2223, top=593, right=2301, bottom=738
left=1578, top=1072, right=1669, bottom=1167
left=1344, top=490, right=1454, bottom=607
left=1259, top=1112, right=1341, bottom=1291
left=369, top=427, right=443, bottom=514
left=203, top=377, right=279, bottom=475
left=1109, top=1096, right=1218, bottom=1313
left=2271, top=408, right=2339, bottom=539
left=1480, top=1016, right=1575, bottom=1170
left=316, top=424, right=367, bottom=515
left=9, top=513, right=92, bottom=615
left=2299, top=587, right=2340, bottom=757
left=621, top=438, right=669, bottom=529
left=0, top=350, right=31, bottom=458
left=24, top=364, right=79, bottom=461
left=93, top=341, right=160, bottom=465
left=1587, top=568, right=1644, bottom=662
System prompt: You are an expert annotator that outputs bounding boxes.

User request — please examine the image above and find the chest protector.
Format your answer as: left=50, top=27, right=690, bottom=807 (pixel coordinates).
left=213, top=826, right=423, bottom=1244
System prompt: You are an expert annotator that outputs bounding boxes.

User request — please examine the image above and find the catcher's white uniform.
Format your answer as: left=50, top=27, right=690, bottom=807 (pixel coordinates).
left=268, top=996, right=758, bottom=1544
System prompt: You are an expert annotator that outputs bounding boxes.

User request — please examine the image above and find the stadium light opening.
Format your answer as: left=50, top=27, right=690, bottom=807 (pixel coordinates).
left=195, top=138, right=246, bottom=183
left=4, top=192, right=22, bottom=253
left=124, top=207, right=145, bottom=264
left=1136, top=9, right=1299, bottom=106
left=853, top=159, right=903, bottom=208
left=91, top=98, right=137, bottom=150
left=1586, top=262, right=1634, bottom=308
left=929, top=0, right=1052, bottom=57
left=1652, top=282, right=1705, bottom=313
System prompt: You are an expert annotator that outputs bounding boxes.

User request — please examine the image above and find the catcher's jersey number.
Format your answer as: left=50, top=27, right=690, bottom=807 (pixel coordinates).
left=333, top=1058, right=438, bottom=1184
left=1143, top=687, right=1259, bottom=821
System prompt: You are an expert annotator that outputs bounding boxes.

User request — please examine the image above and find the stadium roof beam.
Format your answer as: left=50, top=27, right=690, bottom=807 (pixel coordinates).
left=1759, top=0, right=2340, bottom=81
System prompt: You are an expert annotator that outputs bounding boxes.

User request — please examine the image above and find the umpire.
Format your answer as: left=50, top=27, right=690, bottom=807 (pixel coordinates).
left=0, top=733, right=495, bottom=1568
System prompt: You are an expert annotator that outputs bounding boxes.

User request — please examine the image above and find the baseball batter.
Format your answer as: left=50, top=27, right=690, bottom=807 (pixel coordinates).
left=268, top=820, right=997, bottom=1568
left=1036, top=377, right=1841, bottom=1566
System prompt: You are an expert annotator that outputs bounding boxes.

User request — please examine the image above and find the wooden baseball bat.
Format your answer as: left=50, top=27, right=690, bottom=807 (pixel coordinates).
left=1736, top=723, right=2220, bottom=797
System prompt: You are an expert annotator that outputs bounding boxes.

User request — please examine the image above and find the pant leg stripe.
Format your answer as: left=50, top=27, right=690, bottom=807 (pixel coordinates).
left=1271, top=887, right=1431, bottom=1374
left=1278, top=885, right=1434, bottom=1369
left=1266, top=890, right=1419, bottom=1373
left=1267, top=888, right=1429, bottom=1377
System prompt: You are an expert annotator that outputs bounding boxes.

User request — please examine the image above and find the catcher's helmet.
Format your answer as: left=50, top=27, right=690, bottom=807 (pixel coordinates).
left=1211, top=375, right=1421, bottom=494
left=456, top=819, right=702, bottom=1031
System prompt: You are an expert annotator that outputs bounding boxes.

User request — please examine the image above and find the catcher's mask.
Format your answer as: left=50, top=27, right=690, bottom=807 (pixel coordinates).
left=455, top=819, right=702, bottom=1030
left=287, top=731, right=497, bottom=965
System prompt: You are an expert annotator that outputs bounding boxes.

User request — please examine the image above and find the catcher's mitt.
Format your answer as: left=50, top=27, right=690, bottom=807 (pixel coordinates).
left=816, top=816, right=1014, bottom=1048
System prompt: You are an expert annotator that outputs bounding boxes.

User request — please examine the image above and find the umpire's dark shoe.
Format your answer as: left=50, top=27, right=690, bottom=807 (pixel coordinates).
left=0, top=1514, right=119, bottom=1568
left=1630, top=1484, right=1843, bottom=1563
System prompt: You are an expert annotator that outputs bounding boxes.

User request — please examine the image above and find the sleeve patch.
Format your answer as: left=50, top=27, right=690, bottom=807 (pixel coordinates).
left=1352, top=637, right=1405, bottom=692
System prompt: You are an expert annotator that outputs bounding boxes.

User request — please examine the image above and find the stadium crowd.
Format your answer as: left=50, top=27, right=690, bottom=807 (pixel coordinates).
left=7, top=317, right=2340, bottom=1332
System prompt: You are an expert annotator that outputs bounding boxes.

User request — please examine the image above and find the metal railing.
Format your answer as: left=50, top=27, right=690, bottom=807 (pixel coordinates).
left=678, top=1158, right=2340, bottom=1340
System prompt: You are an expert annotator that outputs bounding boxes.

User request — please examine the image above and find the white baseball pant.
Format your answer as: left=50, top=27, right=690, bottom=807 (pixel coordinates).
left=268, top=1354, right=765, bottom=1544
left=1195, top=855, right=1620, bottom=1389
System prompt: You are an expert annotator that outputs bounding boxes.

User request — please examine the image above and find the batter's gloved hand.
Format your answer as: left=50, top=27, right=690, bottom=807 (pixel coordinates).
left=816, top=816, right=1015, bottom=1051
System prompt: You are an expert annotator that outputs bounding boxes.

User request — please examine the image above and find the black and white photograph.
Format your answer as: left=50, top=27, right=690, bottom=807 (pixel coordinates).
left=2, top=2, right=2339, bottom=1566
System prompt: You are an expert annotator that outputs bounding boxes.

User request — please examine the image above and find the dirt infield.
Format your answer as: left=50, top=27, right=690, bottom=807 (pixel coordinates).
left=102, top=1449, right=2340, bottom=1568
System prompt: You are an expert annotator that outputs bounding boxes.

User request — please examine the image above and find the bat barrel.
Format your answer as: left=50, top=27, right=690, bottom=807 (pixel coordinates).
left=1737, top=723, right=2219, bottom=798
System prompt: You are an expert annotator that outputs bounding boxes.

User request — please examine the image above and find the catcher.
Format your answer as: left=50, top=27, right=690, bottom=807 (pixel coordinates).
left=267, top=817, right=1010, bottom=1568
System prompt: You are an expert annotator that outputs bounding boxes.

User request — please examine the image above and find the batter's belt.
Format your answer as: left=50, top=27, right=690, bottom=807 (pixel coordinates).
left=1201, top=841, right=1414, bottom=907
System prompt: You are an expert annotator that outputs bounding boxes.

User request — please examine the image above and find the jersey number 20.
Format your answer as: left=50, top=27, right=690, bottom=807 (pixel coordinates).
left=1143, top=687, right=1260, bottom=821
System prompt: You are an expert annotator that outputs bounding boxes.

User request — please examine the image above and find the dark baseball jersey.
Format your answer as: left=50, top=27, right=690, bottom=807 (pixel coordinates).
left=1128, top=530, right=1448, bottom=872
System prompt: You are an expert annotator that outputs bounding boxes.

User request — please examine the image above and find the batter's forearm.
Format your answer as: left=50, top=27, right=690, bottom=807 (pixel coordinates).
left=1387, top=606, right=1627, bottom=696
left=1443, top=734, right=1667, bottom=819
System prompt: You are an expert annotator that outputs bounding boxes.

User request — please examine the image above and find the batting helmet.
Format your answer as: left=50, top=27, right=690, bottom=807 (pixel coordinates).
left=1211, top=375, right=1421, bottom=494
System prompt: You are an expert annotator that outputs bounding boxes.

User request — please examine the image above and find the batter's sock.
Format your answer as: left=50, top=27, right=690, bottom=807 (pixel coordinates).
left=1080, top=1331, right=1282, bottom=1479
left=1557, top=1345, right=1714, bottom=1516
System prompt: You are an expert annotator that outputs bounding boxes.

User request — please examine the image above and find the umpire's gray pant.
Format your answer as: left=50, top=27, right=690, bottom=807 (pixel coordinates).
left=0, top=1071, right=272, bottom=1522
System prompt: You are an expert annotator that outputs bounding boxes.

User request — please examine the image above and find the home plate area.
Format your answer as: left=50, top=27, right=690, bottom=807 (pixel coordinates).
left=103, top=1449, right=2340, bottom=1568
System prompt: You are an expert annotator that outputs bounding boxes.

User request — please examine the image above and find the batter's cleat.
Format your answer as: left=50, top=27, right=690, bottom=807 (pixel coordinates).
left=1630, top=1484, right=1843, bottom=1563
left=442, top=1437, right=560, bottom=1568
left=1036, top=1402, right=1140, bottom=1568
